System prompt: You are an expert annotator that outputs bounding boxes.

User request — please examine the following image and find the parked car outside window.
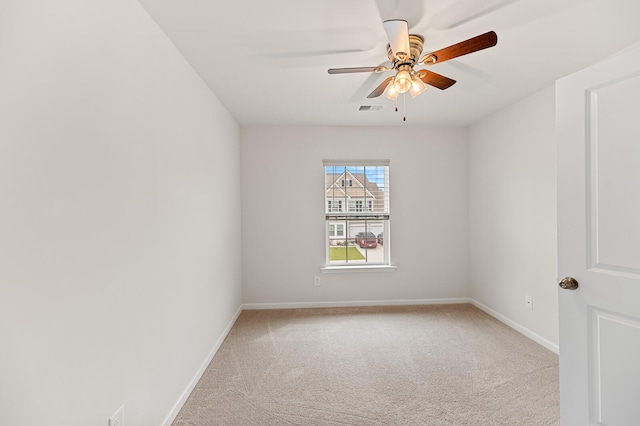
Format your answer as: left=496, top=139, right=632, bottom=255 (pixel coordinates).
left=355, top=232, right=378, bottom=249
left=377, top=232, right=384, bottom=245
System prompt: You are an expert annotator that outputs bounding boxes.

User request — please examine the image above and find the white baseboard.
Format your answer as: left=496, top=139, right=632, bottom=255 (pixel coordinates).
left=470, top=298, right=559, bottom=354
left=242, top=297, right=472, bottom=310
left=161, top=304, right=243, bottom=426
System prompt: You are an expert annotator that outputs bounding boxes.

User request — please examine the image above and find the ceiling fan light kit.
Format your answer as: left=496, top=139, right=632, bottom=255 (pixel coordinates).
left=393, top=68, right=413, bottom=93
left=382, top=79, right=398, bottom=100
left=328, top=19, right=498, bottom=120
left=409, top=75, right=427, bottom=98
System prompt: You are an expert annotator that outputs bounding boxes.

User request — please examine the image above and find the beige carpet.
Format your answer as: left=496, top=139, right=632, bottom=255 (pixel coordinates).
left=173, top=304, right=560, bottom=425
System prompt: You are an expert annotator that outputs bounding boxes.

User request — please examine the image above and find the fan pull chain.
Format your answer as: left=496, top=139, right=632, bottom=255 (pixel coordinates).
left=403, top=93, right=406, bottom=122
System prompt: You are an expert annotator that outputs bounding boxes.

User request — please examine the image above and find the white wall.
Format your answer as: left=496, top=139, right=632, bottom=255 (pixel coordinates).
left=468, top=86, right=559, bottom=347
left=241, top=126, right=469, bottom=305
left=0, top=1, right=241, bottom=425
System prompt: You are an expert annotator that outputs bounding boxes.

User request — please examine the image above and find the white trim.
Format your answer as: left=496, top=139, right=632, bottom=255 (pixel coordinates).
left=321, top=264, right=397, bottom=272
left=323, top=159, right=390, bottom=167
left=325, top=181, right=348, bottom=197
left=242, top=298, right=471, bottom=310
left=160, top=305, right=243, bottom=426
left=470, top=298, right=559, bottom=354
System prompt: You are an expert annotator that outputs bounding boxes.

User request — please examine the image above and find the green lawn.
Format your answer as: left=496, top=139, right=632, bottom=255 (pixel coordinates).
left=329, top=246, right=365, bottom=261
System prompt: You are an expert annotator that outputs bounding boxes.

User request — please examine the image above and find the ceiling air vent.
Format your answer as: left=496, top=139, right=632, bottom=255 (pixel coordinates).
left=358, top=105, right=383, bottom=111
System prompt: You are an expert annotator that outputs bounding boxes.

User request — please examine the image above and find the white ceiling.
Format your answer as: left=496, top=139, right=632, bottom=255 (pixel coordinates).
left=137, top=0, right=640, bottom=127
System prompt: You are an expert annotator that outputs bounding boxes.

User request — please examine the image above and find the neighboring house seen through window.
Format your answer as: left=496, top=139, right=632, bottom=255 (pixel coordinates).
left=327, top=199, right=343, bottom=212
left=324, top=161, right=390, bottom=266
left=329, top=223, right=344, bottom=237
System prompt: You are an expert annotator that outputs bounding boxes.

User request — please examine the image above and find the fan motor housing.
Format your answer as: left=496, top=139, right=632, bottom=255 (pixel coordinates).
left=387, top=34, right=424, bottom=67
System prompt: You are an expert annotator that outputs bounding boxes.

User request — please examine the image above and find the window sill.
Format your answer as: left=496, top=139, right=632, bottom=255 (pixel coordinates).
left=321, top=265, right=397, bottom=273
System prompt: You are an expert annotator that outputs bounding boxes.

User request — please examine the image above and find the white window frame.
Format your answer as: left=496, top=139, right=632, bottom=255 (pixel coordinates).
left=328, top=222, right=345, bottom=238
left=327, top=199, right=343, bottom=212
left=323, top=160, right=393, bottom=271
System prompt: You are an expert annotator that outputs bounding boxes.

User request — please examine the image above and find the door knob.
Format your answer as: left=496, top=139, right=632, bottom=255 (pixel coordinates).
left=559, top=277, right=579, bottom=290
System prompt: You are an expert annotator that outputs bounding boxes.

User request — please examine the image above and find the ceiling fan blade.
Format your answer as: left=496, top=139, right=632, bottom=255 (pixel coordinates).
left=367, top=77, right=394, bottom=98
left=383, top=19, right=410, bottom=60
left=422, top=31, right=497, bottom=64
left=416, top=70, right=456, bottom=90
left=328, top=66, right=386, bottom=74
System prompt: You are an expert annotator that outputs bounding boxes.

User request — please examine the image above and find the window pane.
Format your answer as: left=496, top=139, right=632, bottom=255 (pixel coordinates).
left=327, top=219, right=386, bottom=265
left=325, top=165, right=389, bottom=215
left=325, top=163, right=389, bottom=266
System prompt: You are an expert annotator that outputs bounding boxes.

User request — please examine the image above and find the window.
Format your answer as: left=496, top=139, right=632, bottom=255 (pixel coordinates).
left=327, top=199, right=342, bottom=212
left=324, top=161, right=390, bottom=266
left=329, top=223, right=345, bottom=237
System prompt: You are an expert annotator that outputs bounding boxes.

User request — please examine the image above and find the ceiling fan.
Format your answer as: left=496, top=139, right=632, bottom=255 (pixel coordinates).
left=328, top=20, right=497, bottom=102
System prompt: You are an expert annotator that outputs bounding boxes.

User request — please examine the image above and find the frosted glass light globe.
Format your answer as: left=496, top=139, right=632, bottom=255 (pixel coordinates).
left=393, top=70, right=412, bottom=94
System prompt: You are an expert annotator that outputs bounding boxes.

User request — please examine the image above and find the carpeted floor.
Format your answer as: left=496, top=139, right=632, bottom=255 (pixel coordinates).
left=173, top=304, right=560, bottom=425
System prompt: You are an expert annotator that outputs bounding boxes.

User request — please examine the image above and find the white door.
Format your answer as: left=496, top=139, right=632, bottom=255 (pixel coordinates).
left=557, top=46, right=640, bottom=425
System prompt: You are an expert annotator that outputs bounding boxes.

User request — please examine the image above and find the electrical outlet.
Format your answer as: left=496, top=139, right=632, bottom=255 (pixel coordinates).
left=314, top=276, right=321, bottom=286
left=525, top=296, right=533, bottom=310
left=109, top=405, right=124, bottom=426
